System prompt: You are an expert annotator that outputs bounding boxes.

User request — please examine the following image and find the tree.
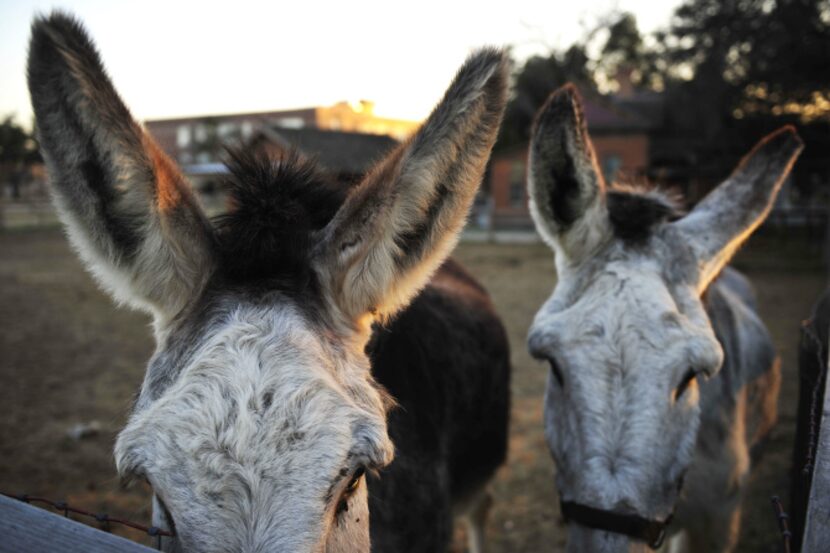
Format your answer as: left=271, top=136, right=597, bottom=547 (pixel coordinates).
left=0, top=116, right=41, bottom=199
left=597, top=13, right=662, bottom=91
left=496, top=0, right=830, bottom=189
left=497, top=11, right=665, bottom=152
left=658, top=0, right=830, bottom=185
left=741, top=0, right=830, bottom=121
left=0, top=116, right=38, bottom=163
left=664, top=0, right=830, bottom=120
left=497, top=45, right=594, bottom=151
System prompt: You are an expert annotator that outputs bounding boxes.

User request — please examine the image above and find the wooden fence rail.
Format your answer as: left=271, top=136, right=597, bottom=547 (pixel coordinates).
left=0, top=494, right=155, bottom=552
left=801, top=328, right=830, bottom=551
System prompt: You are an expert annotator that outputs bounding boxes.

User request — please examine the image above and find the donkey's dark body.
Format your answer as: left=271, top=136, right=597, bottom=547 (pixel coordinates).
left=673, top=267, right=780, bottom=548
left=153, top=203, right=510, bottom=553
left=216, top=152, right=512, bottom=551
left=212, top=153, right=511, bottom=551
left=368, top=260, right=510, bottom=551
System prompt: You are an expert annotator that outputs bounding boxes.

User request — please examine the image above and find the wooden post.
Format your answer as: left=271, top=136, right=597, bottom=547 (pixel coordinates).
left=802, top=330, right=830, bottom=551
left=0, top=494, right=156, bottom=553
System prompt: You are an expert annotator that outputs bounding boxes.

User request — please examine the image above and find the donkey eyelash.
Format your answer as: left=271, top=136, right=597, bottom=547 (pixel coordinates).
left=674, top=369, right=697, bottom=400
left=547, top=357, right=564, bottom=386
left=345, top=468, right=364, bottom=493
left=335, top=467, right=366, bottom=516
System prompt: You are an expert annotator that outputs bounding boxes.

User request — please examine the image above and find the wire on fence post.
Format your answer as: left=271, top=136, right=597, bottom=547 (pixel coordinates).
left=95, top=511, right=111, bottom=533
left=0, top=491, right=174, bottom=546
left=771, top=495, right=792, bottom=553
left=148, top=525, right=163, bottom=550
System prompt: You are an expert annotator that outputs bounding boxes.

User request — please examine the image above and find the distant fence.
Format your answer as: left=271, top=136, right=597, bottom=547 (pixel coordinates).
left=0, top=199, right=58, bottom=229
left=0, top=494, right=156, bottom=552
left=767, top=206, right=829, bottom=229
left=765, top=206, right=829, bottom=250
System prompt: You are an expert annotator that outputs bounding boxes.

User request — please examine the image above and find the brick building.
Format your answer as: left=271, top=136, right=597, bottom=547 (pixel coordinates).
left=144, top=100, right=417, bottom=167
left=249, top=126, right=398, bottom=182
left=176, top=125, right=399, bottom=216
left=143, top=101, right=411, bottom=215
left=487, top=90, right=662, bottom=230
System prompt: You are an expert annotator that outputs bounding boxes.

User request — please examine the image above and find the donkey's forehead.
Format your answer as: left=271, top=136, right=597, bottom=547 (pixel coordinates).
left=119, top=300, right=393, bottom=486
left=551, top=258, right=681, bottom=316
left=130, top=298, right=392, bottom=452
left=532, top=257, right=717, bottom=360
left=142, top=291, right=337, bottom=405
left=145, top=299, right=380, bottom=414
left=551, top=230, right=705, bottom=309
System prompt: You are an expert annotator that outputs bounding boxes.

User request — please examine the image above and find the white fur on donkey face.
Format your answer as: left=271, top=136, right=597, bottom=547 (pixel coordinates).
left=29, top=10, right=507, bottom=552
left=529, top=242, right=723, bottom=517
left=527, top=84, right=802, bottom=551
left=115, top=305, right=394, bottom=553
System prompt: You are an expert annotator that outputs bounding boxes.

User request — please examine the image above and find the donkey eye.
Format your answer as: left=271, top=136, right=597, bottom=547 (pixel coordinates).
left=346, top=467, right=364, bottom=493
left=336, top=467, right=365, bottom=516
left=547, top=357, right=564, bottom=386
left=674, top=369, right=698, bottom=400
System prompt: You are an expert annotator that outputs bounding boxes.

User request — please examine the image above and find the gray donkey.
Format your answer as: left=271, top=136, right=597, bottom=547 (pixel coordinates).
left=526, top=85, right=802, bottom=552
left=28, top=12, right=510, bottom=553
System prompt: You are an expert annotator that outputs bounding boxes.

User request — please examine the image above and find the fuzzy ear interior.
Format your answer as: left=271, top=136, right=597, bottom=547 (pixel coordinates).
left=527, top=84, right=609, bottom=263
left=674, top=126, right=803, bottom=291
left=312, top=48, right=509, bottom=330
left=27, top=12, right=216, bottom=318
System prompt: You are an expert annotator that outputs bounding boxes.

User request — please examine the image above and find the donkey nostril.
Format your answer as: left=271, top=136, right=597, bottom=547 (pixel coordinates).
left=527, top=330, right=554, bottom=361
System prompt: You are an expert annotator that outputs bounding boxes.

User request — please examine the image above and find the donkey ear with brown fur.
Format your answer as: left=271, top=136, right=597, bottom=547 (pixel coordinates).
left=28, top=12, right=215, bottom=318
left=312, top=48, right=508, bottom=329
left=674, top=126, right=803, bottom=291
left=528, top=84, right=608, bottom=263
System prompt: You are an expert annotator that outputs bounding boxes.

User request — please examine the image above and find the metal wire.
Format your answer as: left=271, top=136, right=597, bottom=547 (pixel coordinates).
left=771, top=495, right=792, bottom=553
left=800, top=321, right=827, bottom=476
left=1, top=491, right=173, bottom=550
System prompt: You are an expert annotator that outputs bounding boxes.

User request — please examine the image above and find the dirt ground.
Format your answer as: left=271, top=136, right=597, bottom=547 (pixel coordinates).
left=0, top=227, right=825, bottom=551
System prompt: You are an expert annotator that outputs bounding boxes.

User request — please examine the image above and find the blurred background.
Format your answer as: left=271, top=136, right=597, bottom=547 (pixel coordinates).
left=1, top=1, right=828, bottom=551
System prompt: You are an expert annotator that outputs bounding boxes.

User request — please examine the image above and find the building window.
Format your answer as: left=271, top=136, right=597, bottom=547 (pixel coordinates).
left=509, top=161, right=525, bottom=208
left=196, top=151, right=211, bottom=164
left=194, top=123, right=208, bottom=143
left=176, top=125, right=191, bottom=147
left=241, top=121, right=254, bottom=139
left=217, top=122, right=237, bottom=139
left=602, top=154, right=622, bottom=184
left=277, top=117, right=305, bottom=129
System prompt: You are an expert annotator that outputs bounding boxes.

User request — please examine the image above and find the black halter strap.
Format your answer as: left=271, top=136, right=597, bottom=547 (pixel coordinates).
left=560, top=500, right=672, bottom=550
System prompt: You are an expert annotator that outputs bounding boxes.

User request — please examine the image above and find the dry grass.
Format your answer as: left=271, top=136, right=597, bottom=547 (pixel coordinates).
left=0, top=228, right=825, bottom=551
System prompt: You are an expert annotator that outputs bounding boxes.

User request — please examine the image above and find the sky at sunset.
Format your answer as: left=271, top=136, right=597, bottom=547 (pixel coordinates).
left=0, top=0, right=682, bottom=127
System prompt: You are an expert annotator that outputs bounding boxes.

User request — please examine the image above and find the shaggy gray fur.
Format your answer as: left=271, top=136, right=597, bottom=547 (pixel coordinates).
left=28, top=11, right=509, bottom=553
left=527, top=84, right=802, bottom=552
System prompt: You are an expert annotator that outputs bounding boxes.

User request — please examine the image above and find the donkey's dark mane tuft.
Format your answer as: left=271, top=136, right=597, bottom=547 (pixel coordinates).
left=606, top=185, right=683, bottom=243
left=214, top=148, right=350, bottom=285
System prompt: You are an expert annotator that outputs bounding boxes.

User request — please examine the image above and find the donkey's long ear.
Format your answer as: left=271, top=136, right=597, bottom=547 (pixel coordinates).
left=674, top=126, right=803, bottom=291
left=28, top=13, right=215, bottom=318
left=313, top=48, right=508, bottom=327
left=528, top=84, right=608, bottom=262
